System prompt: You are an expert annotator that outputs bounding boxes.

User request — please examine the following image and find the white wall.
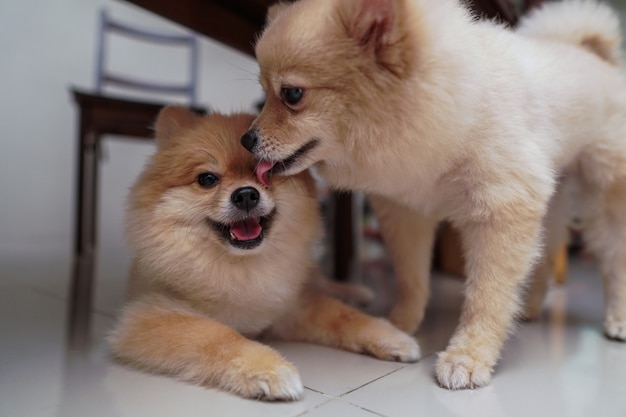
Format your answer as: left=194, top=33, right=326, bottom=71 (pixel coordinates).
left=0, top=0, right=262, bottom=260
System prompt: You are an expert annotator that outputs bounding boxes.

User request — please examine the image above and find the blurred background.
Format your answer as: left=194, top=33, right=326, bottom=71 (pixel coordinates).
left=0, top=0, right=264, bottom=315
left=2, top=0, right=626, bottom=318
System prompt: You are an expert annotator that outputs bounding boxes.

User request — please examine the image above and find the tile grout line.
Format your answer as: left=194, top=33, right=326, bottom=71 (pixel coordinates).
left=329, top=354, right=440, bottom=416
left=295, top=387, right=390, bottom=417
left=293, top=388, right=335, bottom=417
left=336, top=365, right=407, bottom=398
left=347, top=402, right=389, bottom=417
left=332, top=350, right=441, bottom=400
left=295, top=366, right=411, bottom=416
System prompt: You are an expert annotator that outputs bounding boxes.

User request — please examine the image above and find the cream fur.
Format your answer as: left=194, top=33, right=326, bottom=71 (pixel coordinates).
left=248, top=0, right=626, bottom=389
left=109, top=108, right=420, bottom=401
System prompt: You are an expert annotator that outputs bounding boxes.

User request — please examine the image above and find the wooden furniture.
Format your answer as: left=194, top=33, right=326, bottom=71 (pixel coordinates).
left=69, top=91, right=205, bottom=345
left=95, top=9, right=200, bottom=105
left=121, top=0, right=276, bottom=56
left=121, top=0, right=529, bottom=56
left=70, top=92, right=161, bottom=343
left=68, top=11, right=203, bottom=344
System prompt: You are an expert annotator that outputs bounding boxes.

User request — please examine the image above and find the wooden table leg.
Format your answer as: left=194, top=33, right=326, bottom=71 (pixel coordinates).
left=333, top=192, right=354, bottom=281
left=68, top=119, right=99, bottom=347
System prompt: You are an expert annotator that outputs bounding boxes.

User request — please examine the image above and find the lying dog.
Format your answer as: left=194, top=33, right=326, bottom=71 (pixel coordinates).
left=108, top=107, right=419, bottom=401
left=243, top=0, right=626, bottom=389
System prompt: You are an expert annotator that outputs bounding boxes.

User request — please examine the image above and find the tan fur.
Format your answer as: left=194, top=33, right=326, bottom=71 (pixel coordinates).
left=247, top=0, right=626, bottom=389
left=109, top=107, right=419, bottom=401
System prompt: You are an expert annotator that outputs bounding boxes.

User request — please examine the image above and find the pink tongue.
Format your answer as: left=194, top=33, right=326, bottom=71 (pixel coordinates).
left=231, top=218, right=262, bottom=241
left=255, top=160, right=275, bottom=187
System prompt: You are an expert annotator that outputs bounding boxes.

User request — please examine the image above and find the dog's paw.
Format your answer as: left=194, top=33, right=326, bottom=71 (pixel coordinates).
left=435, top=350, right=493, bottom=390
left=359, top=319, right=421, bottom=363
left=604, top=316, right=626, bottom=341
left=224, top=345, right=303, bottom=401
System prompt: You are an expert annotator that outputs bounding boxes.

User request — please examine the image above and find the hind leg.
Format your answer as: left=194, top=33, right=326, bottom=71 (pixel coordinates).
left=368, top=195, right=438, bottom=334
left=271, top=289, right=421, bottom=363
left=523, top=179, right=571, bottom=320
left=583, top=182, right=626, bottom=341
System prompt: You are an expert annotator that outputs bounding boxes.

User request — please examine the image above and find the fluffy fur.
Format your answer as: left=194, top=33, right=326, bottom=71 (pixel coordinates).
left=244, top=0, right=626, bottom=389
left=108, top=107, right=419, bottom=401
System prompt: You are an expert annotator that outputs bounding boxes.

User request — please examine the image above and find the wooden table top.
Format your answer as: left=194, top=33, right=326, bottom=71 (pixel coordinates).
left=122, top=0, right=282, bottom=56
left=121, top=0, right=525, bottom=57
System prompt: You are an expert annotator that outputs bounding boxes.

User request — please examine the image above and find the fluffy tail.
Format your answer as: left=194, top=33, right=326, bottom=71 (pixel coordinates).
left=516, top=0, right=623, bottom=66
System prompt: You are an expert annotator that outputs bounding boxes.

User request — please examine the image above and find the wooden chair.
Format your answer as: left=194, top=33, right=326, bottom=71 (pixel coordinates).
left=69, top=9, right=203, bottom=345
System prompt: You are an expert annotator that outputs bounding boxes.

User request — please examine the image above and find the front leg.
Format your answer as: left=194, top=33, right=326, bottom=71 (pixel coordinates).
left=271, top=287, right=421, bottom=363
left=436, top=208, right=544, bottom=389
left=109, top=296, right=303, bottom=401
left=368, top=194, right=438, bottom=334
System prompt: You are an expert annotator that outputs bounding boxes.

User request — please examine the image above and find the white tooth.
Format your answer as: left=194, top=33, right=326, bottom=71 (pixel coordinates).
left=230, top=232, right=237, bottom=240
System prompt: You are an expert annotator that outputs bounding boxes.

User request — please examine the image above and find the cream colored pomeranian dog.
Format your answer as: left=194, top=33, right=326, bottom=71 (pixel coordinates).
left=242, top=0, right=626, bottom=389
left=108, top=107, right=419, bottom=401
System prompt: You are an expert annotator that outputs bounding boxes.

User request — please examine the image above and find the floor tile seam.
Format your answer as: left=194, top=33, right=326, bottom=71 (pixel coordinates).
left=335, top=366, right=406, bottom=399
left=293, top=390, right=335, bottom=417
left=345, top=402, right=389, bottom=417
left=328, top=350, right=440, bottom=399
left=299, top=367, right=406, bottom=406
left=293, top=391, right=388, bottom=417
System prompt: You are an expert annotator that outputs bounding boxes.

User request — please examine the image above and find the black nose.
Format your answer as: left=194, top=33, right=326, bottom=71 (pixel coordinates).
left=231, top=187, right=260, bottom=212
left=241, top=130, right=258, bottom=152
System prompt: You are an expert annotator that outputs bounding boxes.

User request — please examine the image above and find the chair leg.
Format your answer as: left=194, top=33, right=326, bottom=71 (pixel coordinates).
left=68, top=124, right=99, bottom=347
left=333, top=192, right=354, bottom=281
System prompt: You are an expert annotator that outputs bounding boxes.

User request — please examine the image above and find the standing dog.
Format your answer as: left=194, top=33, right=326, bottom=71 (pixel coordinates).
left=243, top=0, right=626, bottom=389
left=109, top=107, right=419, bottom=401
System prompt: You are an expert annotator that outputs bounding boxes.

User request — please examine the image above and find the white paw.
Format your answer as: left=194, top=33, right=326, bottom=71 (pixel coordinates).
left=361, top=320, right=421, bottom=363
left=233, top=363, right=303, bottom=401
left=435, top=351, right=493, bottom=390
left=223, top=346, right=304, bottom=401
left=604, top=316, right=626, bottom=341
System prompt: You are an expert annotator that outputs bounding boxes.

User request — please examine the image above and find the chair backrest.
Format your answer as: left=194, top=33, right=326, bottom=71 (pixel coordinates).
left=95, top=9, right=199, bottom=106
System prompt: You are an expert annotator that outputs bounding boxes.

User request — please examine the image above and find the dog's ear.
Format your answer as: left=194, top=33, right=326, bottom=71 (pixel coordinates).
left=338, top=0, right=394, bottom=42
left=266, top=1, right=291, bottom=25
left=337, top=0, right=412, bottom=77
left=154, top=106, right=202, bottom=148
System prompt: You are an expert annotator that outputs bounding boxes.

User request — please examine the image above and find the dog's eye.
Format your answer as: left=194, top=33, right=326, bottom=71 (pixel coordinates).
left=197, top=172, right=220, bottom=188
left=281, top=86, right=304, bottom=106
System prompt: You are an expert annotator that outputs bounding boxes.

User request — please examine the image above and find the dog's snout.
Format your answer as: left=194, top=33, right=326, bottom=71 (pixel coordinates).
left=241, top=130, right=258, bottom=153
left=231, top=187, right=260, bottom=212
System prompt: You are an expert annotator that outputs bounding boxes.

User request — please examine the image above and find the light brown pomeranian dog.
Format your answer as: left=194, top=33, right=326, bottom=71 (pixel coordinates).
left=242, top=0, right=626, bottom=389
left=108, top=107, right=419, bottom=401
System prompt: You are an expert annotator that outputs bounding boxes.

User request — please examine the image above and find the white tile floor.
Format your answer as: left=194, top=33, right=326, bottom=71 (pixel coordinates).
left=1, top=253, right=625, bottom=417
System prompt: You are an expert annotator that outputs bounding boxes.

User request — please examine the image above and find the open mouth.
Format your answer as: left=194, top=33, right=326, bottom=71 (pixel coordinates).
left=255, top=139, right=319, bottom=186
left=207, top=209, right=276, bottom=250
